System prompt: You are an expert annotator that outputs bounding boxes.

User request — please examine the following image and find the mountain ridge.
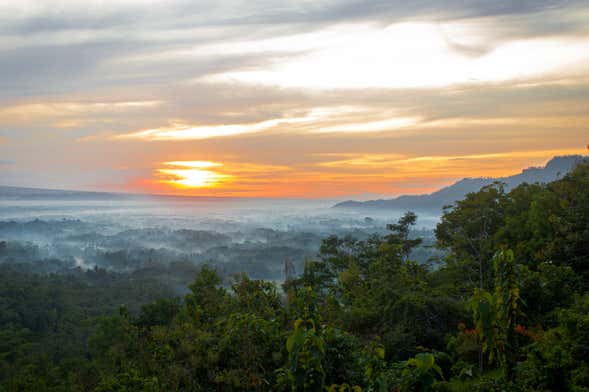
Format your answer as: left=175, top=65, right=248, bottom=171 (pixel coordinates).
left=0, top=185, right=130, bottom=200
left=333, top=155, right=587, bottom=212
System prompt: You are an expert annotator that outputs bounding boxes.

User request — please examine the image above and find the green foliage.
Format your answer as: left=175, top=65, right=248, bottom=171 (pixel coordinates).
left=436, top=183, right=508, bottom=290
left=281, top=318, right=326, bottom=391
left=469, top=250, right=521, bottom=382
left=364, top=352, right=444, bottom=392
left=438, top=161, right=589, bottom=289
left=516, top=293, right=589, bottom=391
left=401, top=353, right=444, bottom=391
left=386, top=211, right=423, bottom=260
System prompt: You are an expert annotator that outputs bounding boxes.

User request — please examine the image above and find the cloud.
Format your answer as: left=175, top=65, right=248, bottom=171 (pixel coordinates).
left=114, top=105, right=425, bottom=140
left=205, top=22, right=589, bottom=89
left=116, top=120, right=286, bottom=141
left=3, top=1, right=584, bottom=32
left=0, top=1, right=587, bottom=100
left=319, top=149, right=587, bottom=171
left=0, top=101, right=162, bottom=127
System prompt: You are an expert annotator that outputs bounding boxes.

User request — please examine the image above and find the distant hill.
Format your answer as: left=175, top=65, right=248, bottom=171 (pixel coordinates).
left=0, top=186, right=231, bottom=202
left=333, top=155, right=587, bottom=212
left=0, top=186, right=132, bottom=200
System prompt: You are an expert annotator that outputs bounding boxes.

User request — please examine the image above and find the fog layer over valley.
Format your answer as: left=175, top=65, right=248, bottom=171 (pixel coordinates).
left=0, top=194, right=440, bottom=290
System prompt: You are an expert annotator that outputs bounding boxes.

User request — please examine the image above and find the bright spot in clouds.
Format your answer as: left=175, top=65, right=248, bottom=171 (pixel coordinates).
left=206, top=22, right=589, bottom=89
left=157, top=161, right=231, bottom=188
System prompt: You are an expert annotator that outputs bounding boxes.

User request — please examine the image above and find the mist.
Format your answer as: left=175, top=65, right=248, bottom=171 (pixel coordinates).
left=0, top=192, right=442, bottom=290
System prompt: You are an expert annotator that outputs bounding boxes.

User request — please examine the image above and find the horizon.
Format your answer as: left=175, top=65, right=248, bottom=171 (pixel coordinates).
left=1, top=1, right=588, bottom=197
left=1, top=153, right=585, bottom=201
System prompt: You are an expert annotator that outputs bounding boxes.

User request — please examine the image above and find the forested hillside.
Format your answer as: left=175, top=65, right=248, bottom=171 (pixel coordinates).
left=1, top=160, right=588, bottom=391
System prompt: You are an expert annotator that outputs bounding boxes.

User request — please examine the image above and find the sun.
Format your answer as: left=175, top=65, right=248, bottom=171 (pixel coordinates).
left=157, top=161, right=232, bottom=189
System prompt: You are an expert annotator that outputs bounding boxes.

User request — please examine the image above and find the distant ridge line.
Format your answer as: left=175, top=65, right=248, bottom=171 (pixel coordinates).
left=0, top=185, right=234, bottom=201
left=333, top=155, right=588, bottom=212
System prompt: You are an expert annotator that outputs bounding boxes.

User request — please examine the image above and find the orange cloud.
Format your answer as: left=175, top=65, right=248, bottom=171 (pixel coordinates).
left=0, top=101, right=162, bottom=128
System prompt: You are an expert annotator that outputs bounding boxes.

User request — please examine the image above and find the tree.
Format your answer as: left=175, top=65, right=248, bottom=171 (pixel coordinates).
left=469, top=250, right=521, bottom=381
left=386, top=211, right=422, bottom=261
left=437, top=182, right=508, bottom=290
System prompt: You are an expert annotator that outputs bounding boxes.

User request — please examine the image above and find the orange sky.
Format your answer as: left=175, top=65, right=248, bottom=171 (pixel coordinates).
left=0, top=1, right=588, bottom=198
left=128, top=149, right=587, bottom=198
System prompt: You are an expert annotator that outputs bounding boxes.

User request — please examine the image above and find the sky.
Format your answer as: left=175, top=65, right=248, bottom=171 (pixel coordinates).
left=0, top=0, right=588, bottom=198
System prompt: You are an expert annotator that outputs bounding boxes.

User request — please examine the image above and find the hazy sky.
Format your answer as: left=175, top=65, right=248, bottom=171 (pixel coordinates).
left=1, top=0, right=588, bottom=198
